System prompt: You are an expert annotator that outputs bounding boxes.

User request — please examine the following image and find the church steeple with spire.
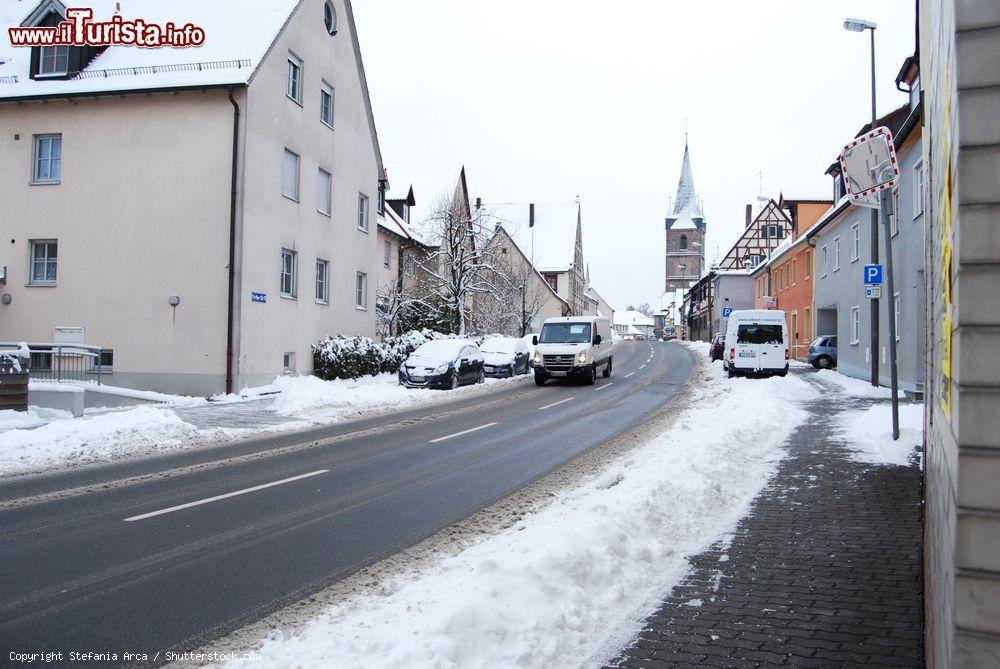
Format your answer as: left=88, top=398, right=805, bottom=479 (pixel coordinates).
left=664, top=137, right=707, bottom=293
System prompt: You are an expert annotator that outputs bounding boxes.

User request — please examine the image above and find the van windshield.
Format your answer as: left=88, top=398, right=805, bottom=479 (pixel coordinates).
left=737, top=324, right=783, bottom=345
left=540, top=322, right=592, bottom=344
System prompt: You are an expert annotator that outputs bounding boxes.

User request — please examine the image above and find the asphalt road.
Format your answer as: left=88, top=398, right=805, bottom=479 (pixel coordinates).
left=0, top=341, right=693, bottom=667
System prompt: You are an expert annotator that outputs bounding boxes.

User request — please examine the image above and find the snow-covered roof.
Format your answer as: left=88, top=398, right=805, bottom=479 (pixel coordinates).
left=0, top=0, right=301, bottom=98
left=486, top=202, right=580, bottom=273
left=613, top=310, right=655, bottom=328
left=378, top=205, right=433, bottom=247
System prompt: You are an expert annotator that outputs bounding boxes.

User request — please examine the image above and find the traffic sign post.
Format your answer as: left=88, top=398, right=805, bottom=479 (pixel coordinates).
left=841, top=128, right=901, bottom=440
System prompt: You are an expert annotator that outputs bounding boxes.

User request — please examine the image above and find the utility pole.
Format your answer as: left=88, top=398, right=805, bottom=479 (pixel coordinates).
left=879, top=177, right=900, bottom=439
left=520, top=283, right=527, bottom=337
left=868, top=26, right=880, bottom=387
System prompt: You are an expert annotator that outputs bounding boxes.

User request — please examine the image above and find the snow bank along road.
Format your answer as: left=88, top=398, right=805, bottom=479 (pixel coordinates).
left=0, top=341, right=690, bottom=665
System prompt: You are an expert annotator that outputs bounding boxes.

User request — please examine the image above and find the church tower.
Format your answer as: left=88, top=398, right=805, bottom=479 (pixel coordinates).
left=664, top=140, right=707, bottom=293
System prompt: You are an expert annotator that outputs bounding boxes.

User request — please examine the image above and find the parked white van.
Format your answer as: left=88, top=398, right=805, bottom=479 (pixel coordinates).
left=722, top=309, right=789, bottom=377
left=532, top=316, right=614, bottom=385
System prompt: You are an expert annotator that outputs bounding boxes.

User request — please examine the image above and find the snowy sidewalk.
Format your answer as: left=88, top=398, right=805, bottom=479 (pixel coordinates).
left=607, top=368, right=924, bottom=668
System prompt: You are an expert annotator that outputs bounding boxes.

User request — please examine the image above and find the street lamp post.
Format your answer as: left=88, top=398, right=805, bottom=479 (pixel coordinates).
left=844, top=16, right=880, bottom=387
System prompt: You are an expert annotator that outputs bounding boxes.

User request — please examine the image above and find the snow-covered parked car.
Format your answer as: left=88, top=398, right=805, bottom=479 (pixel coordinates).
left=398, top=340, right=485, bottom=390
left=480, top=337, right=531, bottom=378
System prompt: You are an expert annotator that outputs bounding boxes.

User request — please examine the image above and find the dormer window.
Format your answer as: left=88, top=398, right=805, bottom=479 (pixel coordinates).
left=38, top=45, right=69, bottom=76
left=324, top=1, right=338, bottom=35
left=402, top=203, right=410, bottom=224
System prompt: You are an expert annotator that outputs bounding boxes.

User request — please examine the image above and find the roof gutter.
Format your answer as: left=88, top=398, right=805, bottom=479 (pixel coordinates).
left=226, top=88, right=240, bottom=395
left=0, top=82, right=240, bottom=104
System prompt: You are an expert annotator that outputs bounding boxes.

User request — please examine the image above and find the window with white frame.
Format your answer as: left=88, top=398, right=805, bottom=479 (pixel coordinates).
left=282, top=149, right=299, bottom=201
left=383, top=240, right=391, bottom=267
left=357, top=193, right=369, bottom=232
left=29, top=240, right=58, bottom=285
left=283, top=352, right=296, bottom=373
left=890, top=189, right=900, bottom=237
left=320, top=82, right=333, bottom=127
left=32, top=134, right=62, bottom=183
left=833, top=236, right=841, bottom=271
left=913, top=160, right=924, bottom=218
left=286, top=53, right=302, bottom=103
left=851, top=223, right=861, bottom=261
left=38, top=46, right=69, bottom=76
left=280, top=248, right=297, bottom=298
left=355, top=271, right=367, bottom=309
left=315, top=258, right=329, bottom=304
left=821, top=245, right=828, bottom=276
left=376, top=188, right=385, bottom=215
left=894, top=292, right=901, bottom=341
left=317, top=168, right=331, bottom=215
left=805, top=249, right=811, bottom=278
left=850, top=306, right=860, bottom=344
left=792, top=257, right=797, bottom=285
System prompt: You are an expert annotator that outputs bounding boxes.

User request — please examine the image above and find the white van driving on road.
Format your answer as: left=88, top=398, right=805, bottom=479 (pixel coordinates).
left=532, top=316, right=613, bottom=385
left=723, top=309, right=789, bottom=377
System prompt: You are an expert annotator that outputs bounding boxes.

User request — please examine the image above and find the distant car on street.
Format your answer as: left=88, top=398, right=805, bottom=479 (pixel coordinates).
left=480, top=337, right=531, bottom=378
left=399, top=339, right=485, bottom=390
left=709, top=333, right=725, bottom=361
left=636, top=334, right=648, bottom=341
left=807, top=335, right=838, bottom=369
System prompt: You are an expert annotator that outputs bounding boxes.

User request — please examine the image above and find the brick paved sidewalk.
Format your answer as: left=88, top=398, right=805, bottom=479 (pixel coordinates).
left=607, top=370, right=924, bottom=668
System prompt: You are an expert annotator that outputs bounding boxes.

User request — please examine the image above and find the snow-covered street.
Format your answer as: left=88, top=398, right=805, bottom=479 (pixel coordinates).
left=0, top=373, right=530, bottom=478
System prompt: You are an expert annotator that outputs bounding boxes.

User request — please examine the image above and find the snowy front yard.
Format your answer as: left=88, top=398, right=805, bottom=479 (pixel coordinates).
left=0, top=373, right=530, bottom=478
left=209, top=343, right=818, bottom=669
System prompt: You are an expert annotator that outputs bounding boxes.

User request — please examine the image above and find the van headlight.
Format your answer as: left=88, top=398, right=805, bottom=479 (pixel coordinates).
left=577, top=351, right=587, bottom=364
left=533, top=352, right=541, bottom=364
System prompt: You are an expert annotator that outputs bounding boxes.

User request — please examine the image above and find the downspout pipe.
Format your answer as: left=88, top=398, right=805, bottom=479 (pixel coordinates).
left=226, top=88, right=240, bottom=395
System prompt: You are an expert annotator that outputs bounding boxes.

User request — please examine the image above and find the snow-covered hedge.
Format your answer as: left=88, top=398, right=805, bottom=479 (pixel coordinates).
left=313, top=330, right=504, bottom=380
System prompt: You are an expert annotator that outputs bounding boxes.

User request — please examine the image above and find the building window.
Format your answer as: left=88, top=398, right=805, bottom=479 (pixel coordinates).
left=282, top=149, right=300, bottom=201
left=913, top=161, right=924, bottom=218
left=29, top=240, right=58, bottom=285
left=402, top=203, right=410, bottom=223
left=851, top=223, right=861, bottom=261
left=357, top=193, right=369, bottom=231
left=324, top=0, right=338, bottom=35
left=283, top=352, right=296, bottom=373
left=679, top=234, right=688, bottom=250
left=90, top=349, right=114, bottom=372
left=792, top=258, right=797, bottom=285
left=315, top=258, right=329, bottom=304
left=833, top=236, right=841, bottom=271
left=804, top=307, right=811, bottom=342
left=890, top=190, right=900, bottom=237
left=543, top=273, right=558, bottom=292
left=38, top=45, right=69, bottom=76
left=32, top=134, right=62, bottom=184
left=317, top=168, right=331, bottom=215
left=850, top=306, right=860, bottom=345
left=821, top=245, right=828, bottom=276
left=894, top=292, right=901, bottom=342
left=383, top=240, right=391, bottom=268
left=356, top=271, right=368, bottom=309
left=286, top=53, right=302, bottom=103
left=280, top=248, right=297, bottom=298
left=804, top=249, right=811, bottom=278
left=320, top=82, right=334, bottom=128
left=377, top=187, right=385, bottom=215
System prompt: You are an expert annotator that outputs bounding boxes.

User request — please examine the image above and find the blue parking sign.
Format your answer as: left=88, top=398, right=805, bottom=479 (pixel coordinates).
left=722, top=307, right=733, bottom=317
left=864, top=264, right=883, bottom=285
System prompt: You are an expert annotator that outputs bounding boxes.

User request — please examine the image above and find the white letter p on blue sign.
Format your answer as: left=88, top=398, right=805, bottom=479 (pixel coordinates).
left=864, top=264, right=883, bottom=285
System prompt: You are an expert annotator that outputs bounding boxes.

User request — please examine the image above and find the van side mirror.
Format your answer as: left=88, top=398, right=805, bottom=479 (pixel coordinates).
left=532, top=336, right=538, bottom=346
left=593, top=334, right=602, bottom=345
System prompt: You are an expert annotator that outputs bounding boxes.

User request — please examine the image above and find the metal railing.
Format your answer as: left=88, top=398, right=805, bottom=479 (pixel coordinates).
left=0, top=342, right=105, bottom=385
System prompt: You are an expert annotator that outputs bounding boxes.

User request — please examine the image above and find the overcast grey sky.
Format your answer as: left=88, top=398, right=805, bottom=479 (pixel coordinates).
left=353, top=0, right=917, bottom=311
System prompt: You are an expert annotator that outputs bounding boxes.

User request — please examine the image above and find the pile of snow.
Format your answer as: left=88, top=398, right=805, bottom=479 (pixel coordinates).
left=217, top=360, right=814, bottom=669
left=0, top=409, right=50, bottom=431
left=269, top=373, right=527, bottom=419
left=836, top=403, right=923, bottom=467
left=813, top=369, right=903, bottom=398
left=0, top=406, right=217, bottom=477
left=0, top=342, right=30, bottom=372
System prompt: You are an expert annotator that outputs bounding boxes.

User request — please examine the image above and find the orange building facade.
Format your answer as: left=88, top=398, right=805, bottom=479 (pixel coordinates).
left=751, top=200, right=831, bottom=360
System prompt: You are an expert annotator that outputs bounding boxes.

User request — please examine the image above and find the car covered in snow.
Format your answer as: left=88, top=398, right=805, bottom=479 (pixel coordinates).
left=398, top=340, right=485, bottom=390
left=480, top=337, right=531, bottom=378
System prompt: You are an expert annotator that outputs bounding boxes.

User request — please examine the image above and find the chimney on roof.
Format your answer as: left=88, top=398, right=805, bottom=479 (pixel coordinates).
left=745, top=204, right=752, bottom=228
left=475, top=197, right=481, bottom=210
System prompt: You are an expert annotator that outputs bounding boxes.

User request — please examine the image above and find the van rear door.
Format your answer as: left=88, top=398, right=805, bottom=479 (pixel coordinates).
left=735, top=322, right=784, bottom=370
